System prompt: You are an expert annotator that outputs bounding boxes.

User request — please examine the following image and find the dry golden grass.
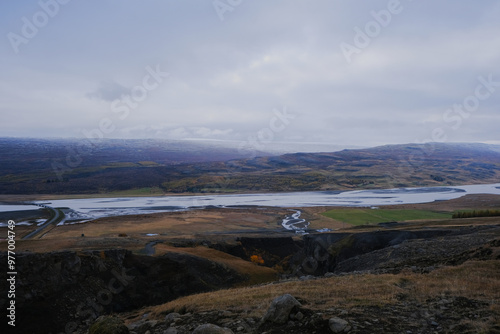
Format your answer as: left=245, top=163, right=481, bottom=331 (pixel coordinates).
left=142, top=260, right=499, bottom=320
left=0, top=225, right=33, bottom=239
left=406, top=260, right=500, bottom=302
left=154, top=244, right=278, bottom=286
left=11, top=236, right=146, bottom=253
left=147, top=273, right=402, bottom=319
left=34, top=207, right=287, bottom=240
left=12, top=238, right=84, bottom=252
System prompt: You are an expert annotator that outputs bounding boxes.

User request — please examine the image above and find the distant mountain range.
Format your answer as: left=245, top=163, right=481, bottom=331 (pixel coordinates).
left=1, top=138, right=499, bottom=194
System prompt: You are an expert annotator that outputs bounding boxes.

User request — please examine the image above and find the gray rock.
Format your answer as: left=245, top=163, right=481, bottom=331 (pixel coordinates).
left=220, top=310, right=233, bottom=317
left=294, top=311, right=304, bottom=321
left=329, top=317, right=350, bottom=333
left=192, top=324, right=234, bottom=334
left=165, top=312, right=181, bottom=323
left=128, top=320, right=158, bottom=332
left=262, top=294, right=302, bottom=324
left=164, top=328, right=179, bottom=334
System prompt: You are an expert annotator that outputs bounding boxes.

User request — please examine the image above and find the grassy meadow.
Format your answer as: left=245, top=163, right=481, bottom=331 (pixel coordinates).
left=321, top=208, right=451, bottom=226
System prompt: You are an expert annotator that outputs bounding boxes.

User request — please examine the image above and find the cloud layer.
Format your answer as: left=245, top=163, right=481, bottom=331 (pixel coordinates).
left=1, top=0, right=499, bottom=150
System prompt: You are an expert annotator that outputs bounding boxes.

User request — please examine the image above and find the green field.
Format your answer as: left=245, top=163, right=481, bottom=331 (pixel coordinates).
left=321, top=208, right=451, bottom=225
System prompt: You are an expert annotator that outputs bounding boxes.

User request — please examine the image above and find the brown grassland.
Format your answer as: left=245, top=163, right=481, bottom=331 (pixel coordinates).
left=124, top=260, right=499, bottom=325
left=11, top=207, right=296, bottom=253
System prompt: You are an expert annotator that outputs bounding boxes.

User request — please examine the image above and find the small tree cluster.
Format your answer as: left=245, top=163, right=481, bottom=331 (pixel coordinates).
left=452, top=209, right=500, bottom=219
left=250, top=254, right=265, bottom=265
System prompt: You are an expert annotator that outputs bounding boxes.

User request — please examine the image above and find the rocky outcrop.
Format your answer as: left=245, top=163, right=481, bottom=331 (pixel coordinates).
left=334, top=227, right=500, bottom=273
left=118, top=294, right=499, bottom=333
left=329, top=317, right=350, bottom=333
left=0, top=249, right=244, bottom=334
left=261, top=294, right=301, bottom=324
left=292, top=226, right=500, bottom=276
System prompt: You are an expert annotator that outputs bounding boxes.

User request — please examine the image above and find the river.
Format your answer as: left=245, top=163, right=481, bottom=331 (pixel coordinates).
left=1, top=183, right=500, bottom=224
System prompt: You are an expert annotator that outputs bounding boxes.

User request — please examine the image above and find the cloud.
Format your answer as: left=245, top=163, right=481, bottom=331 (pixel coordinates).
left=1, top=0, right=499, bottom=150
left=86, top=81, right=130, bottom=102
left=192, top=127, right=234, bottom=138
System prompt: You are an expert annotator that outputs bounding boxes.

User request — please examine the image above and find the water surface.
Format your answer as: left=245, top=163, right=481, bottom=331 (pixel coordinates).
left=1, top=183, right=499, bottom=223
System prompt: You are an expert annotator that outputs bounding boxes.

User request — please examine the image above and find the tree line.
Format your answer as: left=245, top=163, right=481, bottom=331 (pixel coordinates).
left=452, top=209, right=500, bottom=219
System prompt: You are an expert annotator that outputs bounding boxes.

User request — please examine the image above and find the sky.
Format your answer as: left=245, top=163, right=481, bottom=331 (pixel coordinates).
left=1, top=0, right=499, bottom=151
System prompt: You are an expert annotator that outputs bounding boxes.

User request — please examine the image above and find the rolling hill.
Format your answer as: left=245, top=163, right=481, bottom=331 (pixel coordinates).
left=0, top=139, right=499, bottom=194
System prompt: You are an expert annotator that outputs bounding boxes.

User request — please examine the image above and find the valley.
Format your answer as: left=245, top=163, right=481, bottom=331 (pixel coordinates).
left=1, top=139, right=500, bottom=333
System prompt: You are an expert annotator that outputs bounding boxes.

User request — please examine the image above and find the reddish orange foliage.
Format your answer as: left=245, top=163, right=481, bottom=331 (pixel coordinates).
left=250, top=255, right=265, bottom=265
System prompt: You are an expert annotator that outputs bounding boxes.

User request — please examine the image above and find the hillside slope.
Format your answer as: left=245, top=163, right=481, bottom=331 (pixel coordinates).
left=1, top=140, right=499, bottom=194
left=189, top=142, right=500, bottom=192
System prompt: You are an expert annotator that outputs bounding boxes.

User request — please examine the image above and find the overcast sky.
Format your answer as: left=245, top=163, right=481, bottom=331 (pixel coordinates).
left=1, top=0, right=499, bottom=151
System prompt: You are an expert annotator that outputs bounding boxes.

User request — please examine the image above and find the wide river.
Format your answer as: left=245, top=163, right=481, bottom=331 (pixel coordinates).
left=1, top=183, right=500, bottom=223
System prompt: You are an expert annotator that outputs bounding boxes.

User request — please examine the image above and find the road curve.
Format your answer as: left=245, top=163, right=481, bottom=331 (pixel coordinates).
left=22, top=204, right=64, bottom=240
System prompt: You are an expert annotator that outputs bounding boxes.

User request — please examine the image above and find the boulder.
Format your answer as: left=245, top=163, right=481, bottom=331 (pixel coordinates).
left=89, top=316, right=129, bottom=334
left=192, top=324, right=234, bottom=333
left=165, top=312, right=181, bottom=324
left=262, top=294, right=302, bottom=324
left=164, top=328, right=179, bottom=334
left=329, top=317, right=350, bottom=333
left=127, top=320, right=158, bottom=332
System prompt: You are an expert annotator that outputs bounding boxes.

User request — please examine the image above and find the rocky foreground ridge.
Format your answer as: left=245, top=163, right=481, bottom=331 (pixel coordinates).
left=1, top=222, right=500, bottom=333
left=93, top=292, right=499, bottom=334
